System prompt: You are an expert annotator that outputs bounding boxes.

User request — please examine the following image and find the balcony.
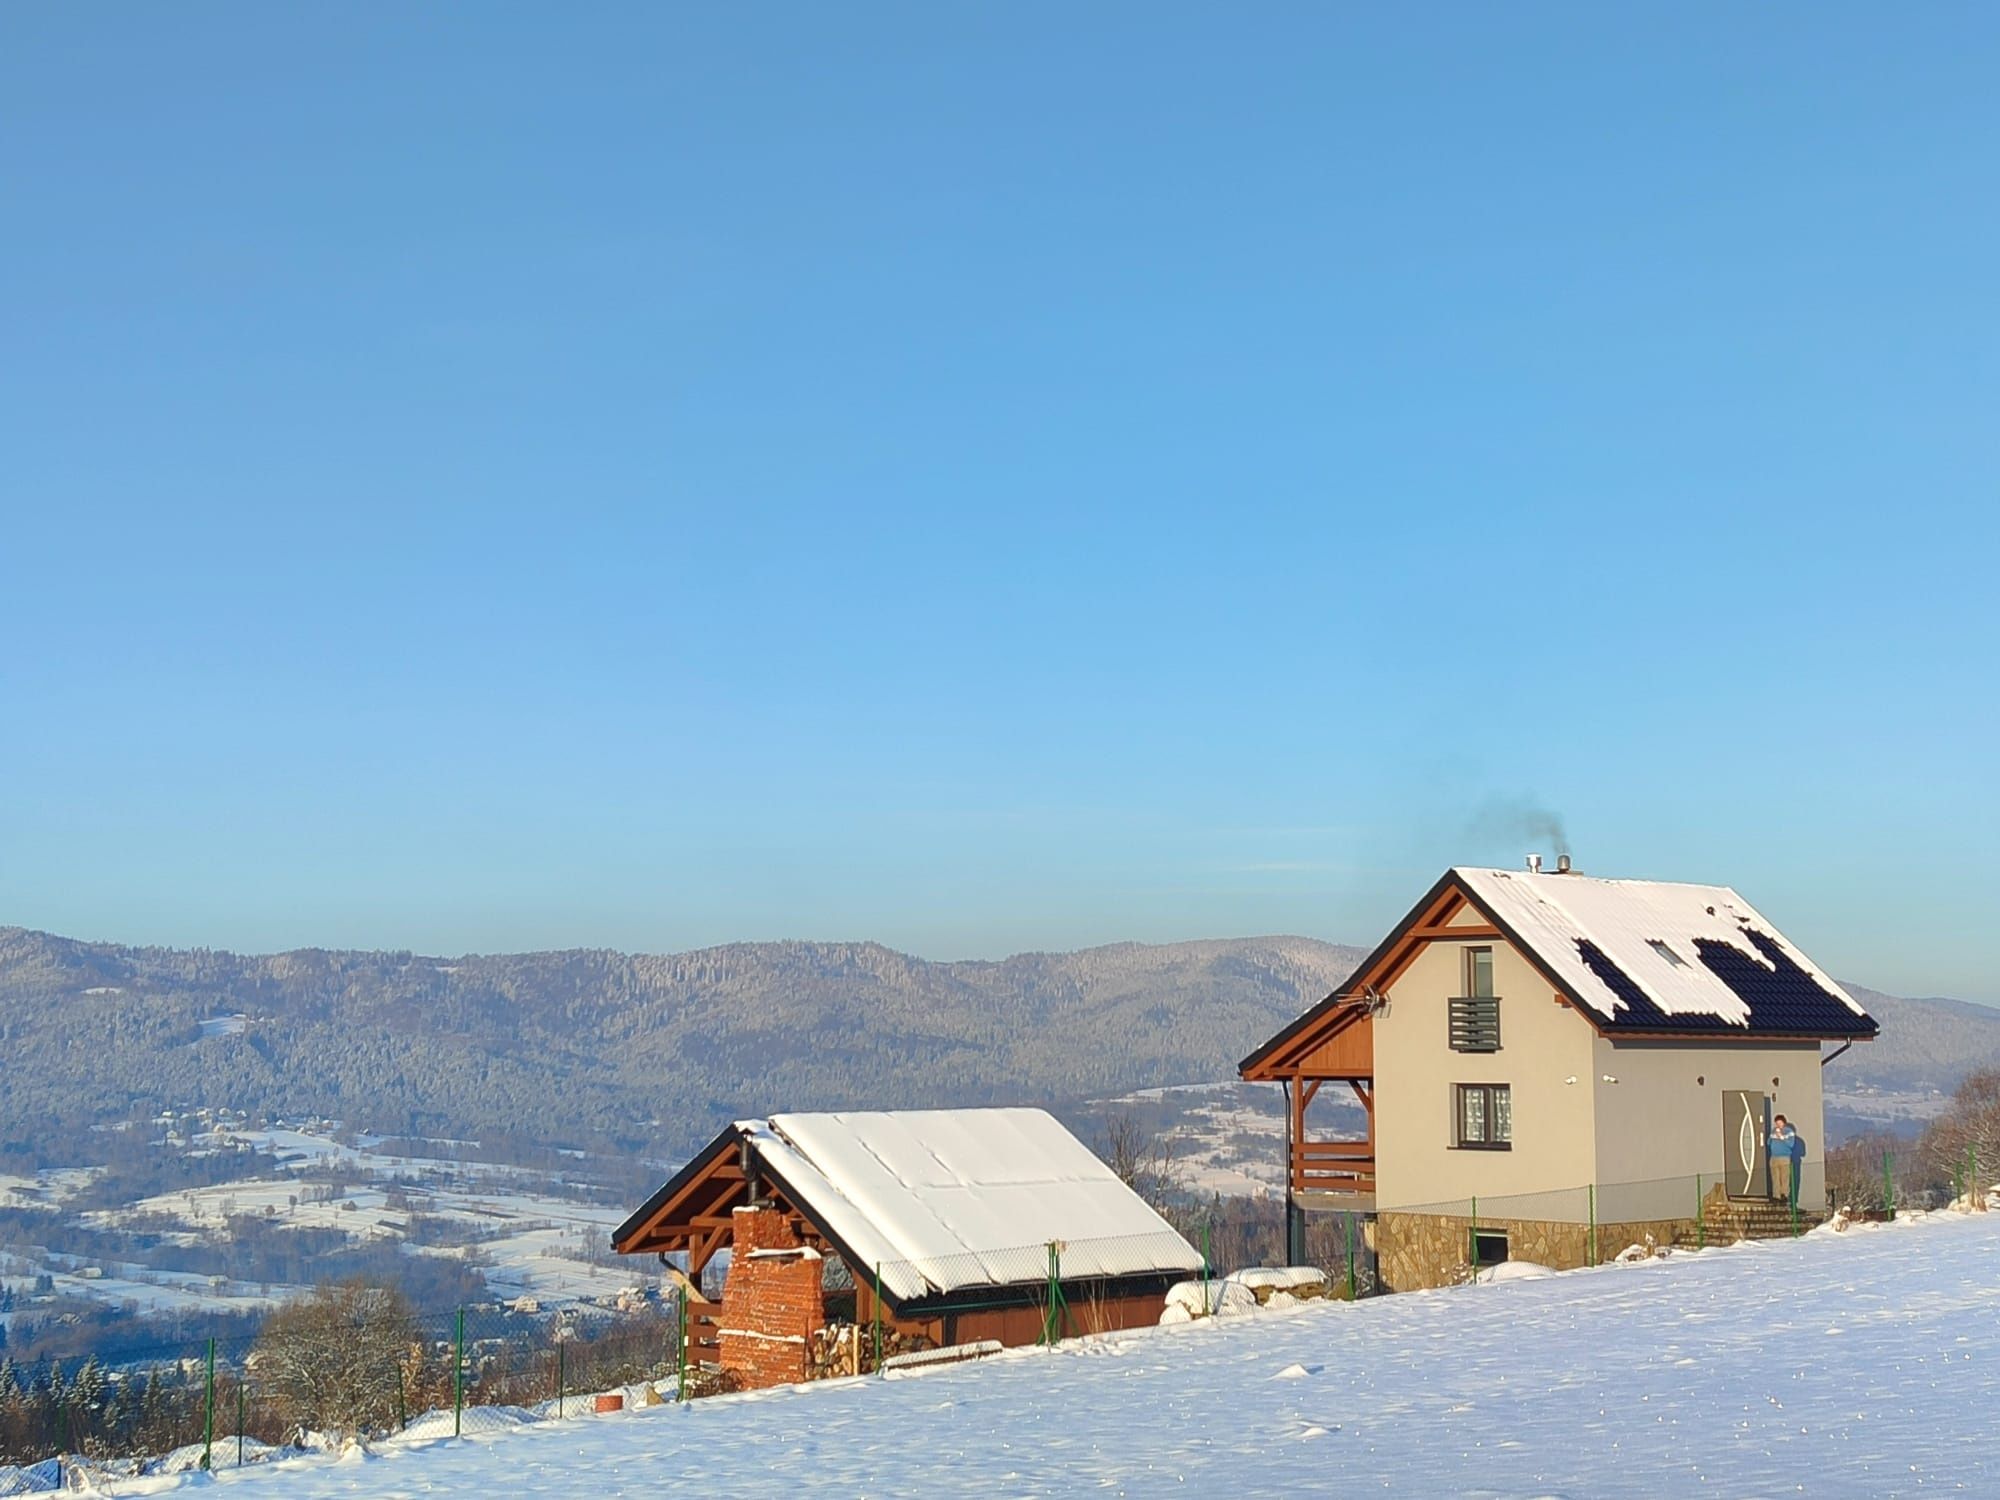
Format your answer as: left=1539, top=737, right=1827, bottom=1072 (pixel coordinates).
left=1290, top=1138, right=1376, bottom=1201
left=1448, top=994, right=1501, bottom=1052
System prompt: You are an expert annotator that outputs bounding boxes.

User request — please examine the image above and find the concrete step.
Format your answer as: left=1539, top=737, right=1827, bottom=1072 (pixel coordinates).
left=1671, top=1209, right=1822, bottom=1248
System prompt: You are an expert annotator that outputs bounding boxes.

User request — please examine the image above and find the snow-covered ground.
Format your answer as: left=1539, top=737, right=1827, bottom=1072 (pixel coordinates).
left=6, top=1128, right=647, bottom=1317
left=92, top=1207, right=2000, bottom=1498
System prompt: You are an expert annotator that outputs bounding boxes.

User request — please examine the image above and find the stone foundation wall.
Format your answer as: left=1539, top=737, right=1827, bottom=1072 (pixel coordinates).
left=1377, top=1210, right=1693, bottom=1291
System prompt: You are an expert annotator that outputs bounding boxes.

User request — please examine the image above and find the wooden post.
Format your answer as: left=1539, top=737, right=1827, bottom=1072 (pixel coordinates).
left=1288, top=1080, right=1304, bottom=1272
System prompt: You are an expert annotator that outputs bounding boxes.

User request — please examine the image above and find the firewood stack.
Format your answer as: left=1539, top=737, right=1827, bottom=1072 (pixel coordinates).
left=806, top=1320, right=934, bottom=1379
left=1247, top=1279, right=1331, bottom=1305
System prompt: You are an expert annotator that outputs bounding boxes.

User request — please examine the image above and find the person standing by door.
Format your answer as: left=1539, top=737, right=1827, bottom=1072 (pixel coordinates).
left=1768, top=1114, right=1799, bottom=1207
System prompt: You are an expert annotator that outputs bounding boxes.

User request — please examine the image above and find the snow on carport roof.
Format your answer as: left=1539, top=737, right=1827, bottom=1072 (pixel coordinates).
left=745, top=1108, right=1202, bottom=1303
left=1454, top=866, right=1874, bottom=1036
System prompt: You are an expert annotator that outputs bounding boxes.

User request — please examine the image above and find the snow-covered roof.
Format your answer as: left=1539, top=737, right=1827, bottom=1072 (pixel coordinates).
left=743, top=1108, right=1202, bottom=1303
left=1453, top=867, right=1875, bottom=1036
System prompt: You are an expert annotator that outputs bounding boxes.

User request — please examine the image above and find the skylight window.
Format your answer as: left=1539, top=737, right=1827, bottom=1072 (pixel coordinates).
left=1647, top=939, right=1688, bottom=968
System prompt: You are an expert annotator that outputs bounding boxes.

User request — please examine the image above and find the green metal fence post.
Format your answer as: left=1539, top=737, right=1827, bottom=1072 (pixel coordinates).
left=1201, top=1221, right=1212, bottom=1317
left=1042, top=1242, right=1067, bottom=1347
left=237, top=1379, right=245, bottom=1467
left=1469, top=1196, right=1479, bottom=1277
left=1883, top=1152, right=1895, bottom=1220
left=557, top=1340, right=565, bottom=1421
left=202, top=1338, right=215, bottom=1472
left=1588, top=1184, right=1597, bottom=1267
left=397, top=1363, right=408, bottom=1431
left=1695, top=1174, right=1705, bottom=1250
left=676, top=1290, right=687, bottom=1402
left=454, top=1307, right=466, bottom=1438
left=1344, top=1213, right=1356, bottom=1302
left=872, top=1264, right=884, bottom=1372
left=1972, top=1145, right=1982, bottom=1209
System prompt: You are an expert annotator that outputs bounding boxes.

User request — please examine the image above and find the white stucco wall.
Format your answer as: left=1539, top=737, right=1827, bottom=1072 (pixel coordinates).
left=1373, top=937, right=1597, bottom=1211
left=1374, top=932, right=1830, bottom=1219
left=1590, top=1035, right=1826, bottom=1219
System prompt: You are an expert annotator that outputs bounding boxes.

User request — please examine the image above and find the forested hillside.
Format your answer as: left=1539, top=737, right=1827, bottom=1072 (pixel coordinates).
left=3, top=925, right=1991, bottom=1173
left=0, top=928, right=1364, bottom=1164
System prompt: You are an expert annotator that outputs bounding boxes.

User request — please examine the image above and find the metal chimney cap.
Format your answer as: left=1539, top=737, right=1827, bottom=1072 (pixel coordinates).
left=1556, top=854, right=1572, bottom=874
left=1526, top=853, right=1543, bottom=873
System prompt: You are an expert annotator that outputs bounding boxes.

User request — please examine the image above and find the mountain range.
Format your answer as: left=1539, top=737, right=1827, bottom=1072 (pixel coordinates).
left=1, top=926, right=1991, bottom=1167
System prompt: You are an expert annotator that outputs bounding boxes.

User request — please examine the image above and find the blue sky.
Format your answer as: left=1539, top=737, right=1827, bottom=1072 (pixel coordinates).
left=2, top=6, right=1995, bottom=1000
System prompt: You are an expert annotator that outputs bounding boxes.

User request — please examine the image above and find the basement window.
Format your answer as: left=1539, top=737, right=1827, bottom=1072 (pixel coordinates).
left=1454, top=1083, right=1512, bottom=1150
left=1470, top=1229, right=1509, bottom=1266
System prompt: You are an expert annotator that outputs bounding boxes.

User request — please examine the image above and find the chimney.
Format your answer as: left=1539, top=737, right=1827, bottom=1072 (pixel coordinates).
left=1556, top=854, right=1572, bottom=874
left=740, top=1137, right=767, bottom=1207
left=1526, top=854, right=1543, bottom=874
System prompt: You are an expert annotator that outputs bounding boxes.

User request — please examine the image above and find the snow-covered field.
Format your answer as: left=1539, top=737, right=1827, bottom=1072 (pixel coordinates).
left=6, top=1128, right=647, bottom=1318
left=1090, top=1081, right=1371, bottom=1198
left=96, top=1208, right=2000, bottom=1498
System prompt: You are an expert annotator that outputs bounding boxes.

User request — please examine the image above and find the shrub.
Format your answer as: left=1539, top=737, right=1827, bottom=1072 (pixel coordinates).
left=254, top=1281, right=419, bottom=1440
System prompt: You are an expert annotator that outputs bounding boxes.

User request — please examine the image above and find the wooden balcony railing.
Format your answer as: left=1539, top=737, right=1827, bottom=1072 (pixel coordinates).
left=1290, top=1138, right=1375, bottom=1194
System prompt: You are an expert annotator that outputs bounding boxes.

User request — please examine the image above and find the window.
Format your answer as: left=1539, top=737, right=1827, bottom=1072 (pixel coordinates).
left=1455, top=1083, right=1512, bottom=1149
left=1470, top=1229, right=1509, bottom=1266
left=1646, top=939, right=1688, bottom=968
left=1464, top=946, right=1495, bottom=997
left=1451, top=947, right=1501, bottom=1052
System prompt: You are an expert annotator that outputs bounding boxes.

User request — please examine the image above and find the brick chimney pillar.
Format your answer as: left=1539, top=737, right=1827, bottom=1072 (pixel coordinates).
left=717, top=1206, right=825, bottom=1390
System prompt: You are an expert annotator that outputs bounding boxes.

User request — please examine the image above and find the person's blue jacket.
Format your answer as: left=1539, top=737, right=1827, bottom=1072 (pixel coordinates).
left=1768, top=1126, right=1799, bottom=1163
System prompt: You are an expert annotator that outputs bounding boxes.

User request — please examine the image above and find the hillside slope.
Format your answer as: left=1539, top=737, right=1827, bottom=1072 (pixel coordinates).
left=0, top=928, right=1365, bottom=1159
left=49, top=1210, right=2000, bottom=1498
left=3, top=925, right=1992, bottom=1168
left=1836, top=983, right=2000, bottom=1092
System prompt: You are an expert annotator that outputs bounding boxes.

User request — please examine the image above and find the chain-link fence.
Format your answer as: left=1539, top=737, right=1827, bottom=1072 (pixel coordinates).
left=1827, top=1141, right=1986, bottom=1215
left=1360, top=1154, right=2000, bottom=1291
left=0, top=1289, right=693, bottom=1491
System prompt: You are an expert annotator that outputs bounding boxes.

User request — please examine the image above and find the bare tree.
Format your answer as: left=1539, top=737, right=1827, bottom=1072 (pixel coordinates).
left=1100, top=1113, right=1186, bottom=1214
left=1920, top=1069, right=2000, bottom=1206
left=254, top=1281, right=420, bottom=1440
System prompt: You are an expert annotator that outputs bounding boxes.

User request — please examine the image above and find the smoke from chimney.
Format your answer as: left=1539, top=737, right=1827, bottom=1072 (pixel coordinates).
left=1467, top=798, right=1571, bottom=859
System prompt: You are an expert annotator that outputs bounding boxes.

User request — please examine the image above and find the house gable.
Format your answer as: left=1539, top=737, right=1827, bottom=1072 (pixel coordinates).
left=1240, top=873, right=1561, bottom=1081
left=1242, top=868, right=1877, bottom=1082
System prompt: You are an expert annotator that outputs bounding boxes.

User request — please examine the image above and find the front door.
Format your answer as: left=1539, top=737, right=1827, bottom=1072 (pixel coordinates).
left=1723, top=1091, right=1770, bottom=1198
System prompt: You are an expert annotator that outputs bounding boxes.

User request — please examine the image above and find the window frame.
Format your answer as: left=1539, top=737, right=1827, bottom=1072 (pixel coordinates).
left=1463, top=945, right=1495, bottom=998
left=1453, top=1082, right=1513, bottom=1150
left=1450, top=947, right=1502, bottom=1053
left=1470, top=1228, right=1510, bottom=1265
